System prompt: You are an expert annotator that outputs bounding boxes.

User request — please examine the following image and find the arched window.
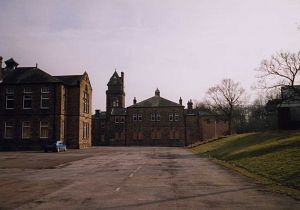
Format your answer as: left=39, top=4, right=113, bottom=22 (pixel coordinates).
left=112, top=98, right=119, bottom=107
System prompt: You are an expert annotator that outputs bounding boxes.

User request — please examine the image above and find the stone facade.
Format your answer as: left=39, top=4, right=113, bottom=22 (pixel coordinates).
left=92, top=71, right=228, bottom=146
left=0, top=57, right=92, bottom=150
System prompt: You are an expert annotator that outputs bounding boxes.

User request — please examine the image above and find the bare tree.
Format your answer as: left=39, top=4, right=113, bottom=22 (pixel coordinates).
left=206, top=79, right=246, bottom=134
left=256, top=51, right=300, bottom=94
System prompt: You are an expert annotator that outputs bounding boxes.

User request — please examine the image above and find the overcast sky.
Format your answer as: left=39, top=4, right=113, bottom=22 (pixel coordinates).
left=1, top=0, right=299, bottom=111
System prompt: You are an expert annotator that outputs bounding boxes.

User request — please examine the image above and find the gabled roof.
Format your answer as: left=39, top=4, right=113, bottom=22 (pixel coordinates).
left=2, top=67, right=61, bottom=84
left=128, top=95, right=182, bottom=108
left=54, top=75, right=82, bottom=86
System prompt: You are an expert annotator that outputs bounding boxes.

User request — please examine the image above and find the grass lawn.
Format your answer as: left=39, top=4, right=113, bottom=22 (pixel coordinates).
left=190, top=131, right=300, bottom=200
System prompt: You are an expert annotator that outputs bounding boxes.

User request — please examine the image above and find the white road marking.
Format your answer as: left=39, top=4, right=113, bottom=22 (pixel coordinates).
left=115, top=187, right=120, bottom=192
left=129, top=173, right=134, bottom=177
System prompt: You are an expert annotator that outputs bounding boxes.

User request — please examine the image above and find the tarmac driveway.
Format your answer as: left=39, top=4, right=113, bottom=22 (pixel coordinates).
left=0, top=147, right=299, bottom=210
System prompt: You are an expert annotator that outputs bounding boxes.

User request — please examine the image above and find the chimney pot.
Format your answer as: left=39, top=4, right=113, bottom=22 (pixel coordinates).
left=133, top=97, right=137, bottom=105
left=179, top=97, right=182, bottom=105
left=155, top=88, right=160, bottom=97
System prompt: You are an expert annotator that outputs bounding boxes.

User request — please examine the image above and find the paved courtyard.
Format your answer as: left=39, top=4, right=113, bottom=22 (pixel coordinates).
left=0, top=147, right=299, bottom=210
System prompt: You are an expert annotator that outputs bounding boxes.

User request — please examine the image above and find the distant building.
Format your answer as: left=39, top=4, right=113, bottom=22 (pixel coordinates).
left=278, top=85, right=300, bottom=129
left=92, top=71, right=228, bottom=146
left=0, top=57, right=92, bottom=150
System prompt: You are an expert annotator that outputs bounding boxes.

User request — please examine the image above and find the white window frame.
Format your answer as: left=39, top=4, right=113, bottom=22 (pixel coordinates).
left=23, top=95, right=32, bottom=109
left=83, top=122, right=89, bottom=139
left=4, top=122, right=13, bottom=139
left=156, top=113, right=160, bottom=121
left=23, top=87, right=32, bottom=93
left=83, top=91, right=89, bottom=113
left=133, top=114, right=137, bottom=122
left=169, top=113, right=174, bottom=121
left=22, top=121, right=31, bottom=139
left=6, top=95, right=14, bottom=109
left=174, top=113, right=179, bottom=121
left=151, top=113, right=155, bottom=121
left=6, top=88, right=14, bottom=94
left=41, top=87, right=50, bottom=93
left=138, top=114, right=142, bottom=121
left=40, top=94, right=49, bottom=109
left=40, top=121, right=49, bottom=139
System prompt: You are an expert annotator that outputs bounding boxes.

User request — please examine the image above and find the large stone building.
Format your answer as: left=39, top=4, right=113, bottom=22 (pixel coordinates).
left=92, top=71, right=228, bottom=146
left=278, top=85, right=300, bottom=129
left=0, top=57, right=92, bottom=150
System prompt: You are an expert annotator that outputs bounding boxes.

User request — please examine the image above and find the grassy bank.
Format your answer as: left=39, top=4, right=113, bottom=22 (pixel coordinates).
left=190, top=131, right=300, bottom=199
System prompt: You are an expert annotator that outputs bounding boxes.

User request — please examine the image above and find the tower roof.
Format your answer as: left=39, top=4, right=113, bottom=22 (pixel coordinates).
left=107, top=70, right=122, bottom=85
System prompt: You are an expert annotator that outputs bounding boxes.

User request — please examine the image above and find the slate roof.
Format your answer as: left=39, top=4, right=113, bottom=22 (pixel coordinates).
left=54, top=75, right=82, bottom=86
left=128, top=95, right=182, bottom=108
left=2, top=67, right=61, bottom=84
left=107, top=71, right=122, bottom=85
left=1, top=66, right=83, bottom=86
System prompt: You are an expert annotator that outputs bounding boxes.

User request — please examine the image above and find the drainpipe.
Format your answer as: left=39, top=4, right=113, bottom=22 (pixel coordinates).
left=52, top=84, right=57, bottom=142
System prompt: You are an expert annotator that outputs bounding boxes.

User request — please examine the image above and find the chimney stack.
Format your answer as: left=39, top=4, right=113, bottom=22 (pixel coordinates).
left=187, top=99, right=193, bottom=111
left=95, top=109, right=100, bottom=116
left=179, top=97, right=182, bottom=105
left=0, top=56, right=3, bottom=83
left=133, top=97, right=137, bottom=105
left=155, top=88, right=160, bottom=97
left=121, top=72, right=124, bottom=82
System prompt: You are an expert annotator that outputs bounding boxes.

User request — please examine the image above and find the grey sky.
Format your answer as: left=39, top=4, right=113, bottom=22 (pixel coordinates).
left=1, top=0, right=299, bottom=110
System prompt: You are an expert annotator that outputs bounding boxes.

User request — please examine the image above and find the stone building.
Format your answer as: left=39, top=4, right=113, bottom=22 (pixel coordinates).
left=278, top=85, right=300, bottom=129
left=0, top=57, right=92, bottom=150
left=92, top=71, right=228, bottom=146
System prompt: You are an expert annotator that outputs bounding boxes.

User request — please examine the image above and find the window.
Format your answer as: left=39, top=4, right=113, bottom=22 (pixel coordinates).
left=41, top=87, right=49, bottom=93
left=174, top=113, right=179, bottom=121
left=6, top=88, right=14, bottom=94
left=112, top=98, right=119, bottom=107
left=83, top=91, right=89, bottom=113
left=22, top=121, right=31, bottom=139
left=4, top=122, right=14, bottom=139
left=151, top=113, right=155, bottom=121
left=156, top=113, right=160, bottom=121
left=151, top=113, right=161, bottom=121
left=40, top=121, right=49, bottom=138
left=83, top=122, right=89, bottom=139
left=23, top=95, right=32, bottom=109
left=6, top=95, right=14, bottom=109
left=115, top=116, right=119, bottom=123
left=23, top=87, right=32, bottom=93
left=133, top=114, right=137, bottom=122
left=41, top=88, right=50, bottom=109
left=120, top=116, right=125, bottom=123
left=169, top=113, right=174, bottom=121
left=138, top=114, right=142, bottom=121
left=101, top=122, right=105, bottom=129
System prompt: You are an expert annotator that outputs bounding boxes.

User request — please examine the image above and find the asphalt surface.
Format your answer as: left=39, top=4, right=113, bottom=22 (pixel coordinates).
left=0, top=147, right=299, bottom=210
